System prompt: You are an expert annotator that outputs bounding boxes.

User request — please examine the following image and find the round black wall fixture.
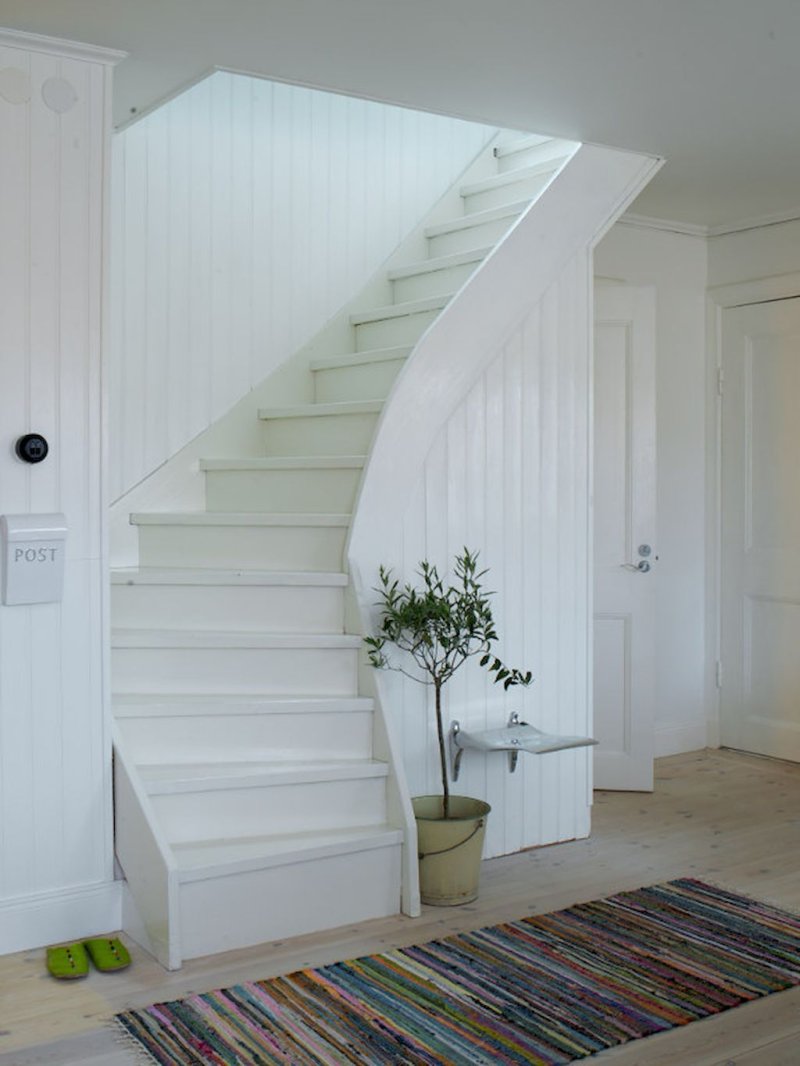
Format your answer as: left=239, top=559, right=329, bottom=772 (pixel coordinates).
left=15, top=433, right=49, bottom=464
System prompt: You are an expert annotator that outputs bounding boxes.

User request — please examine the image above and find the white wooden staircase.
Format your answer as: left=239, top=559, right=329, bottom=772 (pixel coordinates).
left=113, top=132, right=577, bottom=968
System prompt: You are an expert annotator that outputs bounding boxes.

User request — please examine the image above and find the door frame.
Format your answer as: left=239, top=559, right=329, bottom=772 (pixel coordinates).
left=707, top=270, right=800, bottom=750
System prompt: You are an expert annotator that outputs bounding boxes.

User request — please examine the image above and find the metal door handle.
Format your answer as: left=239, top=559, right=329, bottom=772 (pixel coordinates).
left=621, top=561, right=651, bottom=573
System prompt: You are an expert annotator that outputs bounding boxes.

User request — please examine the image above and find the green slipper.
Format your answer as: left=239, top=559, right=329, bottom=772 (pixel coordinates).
left=46, top=942, right=89, bottom=980
left=84, top=936, right=131, bottom=973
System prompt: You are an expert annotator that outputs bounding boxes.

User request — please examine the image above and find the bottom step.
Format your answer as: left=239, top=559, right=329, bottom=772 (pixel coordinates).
left=175, top=829, right=403, bottom=959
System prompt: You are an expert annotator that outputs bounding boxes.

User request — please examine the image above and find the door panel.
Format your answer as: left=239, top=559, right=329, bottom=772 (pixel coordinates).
left=721, top=298, right=800, bottom=760
left=593, top=285, right=656, bottom=790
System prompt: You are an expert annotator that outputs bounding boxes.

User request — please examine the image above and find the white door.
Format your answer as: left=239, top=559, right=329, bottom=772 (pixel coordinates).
left=720, top=297, right=800, bottom=761
left=593, top=285, right=656, bottom=790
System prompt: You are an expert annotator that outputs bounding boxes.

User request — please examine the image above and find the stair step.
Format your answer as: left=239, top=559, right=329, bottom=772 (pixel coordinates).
left=311, top=347, right=409, bottom=402
left=175, top=832, right=402, bottom=960
left=112, top=628, right=360, bottom=696
left=112, top=630, right=362, bottom=650
left=200, top=456, right=366, bottom=514
left=350, top=294, right=451, bottom=326
left=139, top=758, right=388, bottom=795
left=146, top=761, right=390, bottom=844
left=258, top=400, right=383, bottom=420
left=387, top=246, right=491, bottom=282
left=130, top=512, right=350, bottom=571
left=424, top=200, right=529, bottom=256
left=494, top=136, right=574, bottom=173
left=112, top=567, right=346, bottom=632
left=493, top=133, right=553, bottom=159
left=309, top=346, right=412, bottom=373
left=460, top=157, right=570, bottom=199
left=173, top=826, right=403, bottom=881
left=389, top=247, right=491, bottom=303
left=258, top=402, right=382, bottom=456
left=111, top=567, right=348, bottom=587
left=425, top=199, right=530, bottom=239
left=115, top=694, right=375, bottom=763
left=114, top=693, right=373, bottom=717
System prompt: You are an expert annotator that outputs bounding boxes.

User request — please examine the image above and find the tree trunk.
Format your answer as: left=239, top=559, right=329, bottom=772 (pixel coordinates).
left=434, top=680, right=450, bottom=818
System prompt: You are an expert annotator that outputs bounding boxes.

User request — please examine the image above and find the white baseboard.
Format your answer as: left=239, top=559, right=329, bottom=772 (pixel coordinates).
left=0, top=880, right=122, bottom=956
left=655, top=722, right=708, bottom=759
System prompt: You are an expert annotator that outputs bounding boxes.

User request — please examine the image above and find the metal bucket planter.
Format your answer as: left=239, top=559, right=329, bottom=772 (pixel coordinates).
left=412, top=795, right=491, bottom=906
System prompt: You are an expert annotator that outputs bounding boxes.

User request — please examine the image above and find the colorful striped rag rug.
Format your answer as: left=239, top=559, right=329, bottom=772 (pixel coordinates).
left=115, top=879, right=800, bottom=1064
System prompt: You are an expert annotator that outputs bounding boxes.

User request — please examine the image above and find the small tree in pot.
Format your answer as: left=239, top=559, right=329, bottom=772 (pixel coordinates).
left=365, top=548, right=532, bottom=821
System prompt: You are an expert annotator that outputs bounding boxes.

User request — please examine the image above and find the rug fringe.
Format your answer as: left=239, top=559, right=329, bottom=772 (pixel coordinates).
left=686, top=873, right=800, bottom=918
left=110, top=1018, right=162, bottom=1065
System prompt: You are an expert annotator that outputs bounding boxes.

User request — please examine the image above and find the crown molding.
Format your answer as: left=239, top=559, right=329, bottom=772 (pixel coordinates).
left=706, top=207, right=800, bottom=238
left=617, top=212, right=709, bottom=238
left=0, top=27, right=127, bottom=65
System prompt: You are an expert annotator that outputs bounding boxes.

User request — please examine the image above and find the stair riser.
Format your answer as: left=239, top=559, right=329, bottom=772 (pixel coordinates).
left=462, top=171, right=551, bottom=214
left=313, top=358, right=405, bottom=403
left=136, top=524, right=346, bottom=571
left=427, top=216, right=518, bottom=257
left=355, top=309, right=439, bottom=351
left=153, top=775, right=388, bottom=843
left=261, top=413, right=378, bottom=456
left=496, top=142, right=569, bottom=174
left=179, top=843, right=401, bottom=960
left=117, top=710, right=373, bottom=764
left=112, top=646, right=358, bottom=696
left=204, top=468, right=361, bottom=514
left=392, top=261, right=479, bottom=304
left=111, top=583, right=344, bottom=633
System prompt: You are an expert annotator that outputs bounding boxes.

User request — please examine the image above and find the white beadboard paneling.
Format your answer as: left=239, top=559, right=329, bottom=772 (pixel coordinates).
left=109, top=72, right=494, bottom=499
left=0, top=37, right=118, bottom=949
left=391, top=256, right=593, bottom=859
left=350, top=145, right=661, bottom=865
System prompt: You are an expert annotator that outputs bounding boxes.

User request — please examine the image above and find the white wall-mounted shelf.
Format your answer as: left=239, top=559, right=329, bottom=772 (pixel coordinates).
left=449, top=712, right=597, bottom=780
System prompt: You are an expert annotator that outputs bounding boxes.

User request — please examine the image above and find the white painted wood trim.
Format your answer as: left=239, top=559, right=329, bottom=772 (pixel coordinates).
left=0, top=881, right=122, bottom=956
left=0, top=28, right=127, bottom=64
left=708, top=271, right=800, bottom=308
left=619, top=212, right=709, bottom=238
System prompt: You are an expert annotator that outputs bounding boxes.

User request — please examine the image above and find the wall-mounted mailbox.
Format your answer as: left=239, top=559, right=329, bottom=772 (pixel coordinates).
left=1, top=513, right=67, bottom=605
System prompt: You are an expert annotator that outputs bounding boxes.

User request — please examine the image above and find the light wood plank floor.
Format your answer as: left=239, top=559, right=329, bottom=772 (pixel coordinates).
left=2, top=748, right=799, bottom=1065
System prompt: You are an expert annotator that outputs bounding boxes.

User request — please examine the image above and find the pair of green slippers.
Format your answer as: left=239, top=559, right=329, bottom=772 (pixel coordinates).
left=46, top=936, right=131, bottom=980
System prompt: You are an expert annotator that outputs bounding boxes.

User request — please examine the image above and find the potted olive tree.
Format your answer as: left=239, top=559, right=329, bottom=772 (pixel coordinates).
left=365, top=548, right=532, bottom=905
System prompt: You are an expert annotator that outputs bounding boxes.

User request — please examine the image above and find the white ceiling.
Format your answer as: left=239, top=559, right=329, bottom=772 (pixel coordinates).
left=1, top=0, right=799, bottom=228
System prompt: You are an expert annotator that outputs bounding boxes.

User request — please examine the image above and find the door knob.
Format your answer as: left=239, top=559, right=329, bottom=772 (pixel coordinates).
left=621, top=561, right=651, bottom=573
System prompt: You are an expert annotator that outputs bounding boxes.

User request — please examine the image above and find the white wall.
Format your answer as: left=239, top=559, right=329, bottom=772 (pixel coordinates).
left=109, top=72, right=494, bottom=500
left=594, top=223, right=709, bottom=757
left=708, top=218, right=800, bottom=288
left=0, top=32, right=120, bottom=953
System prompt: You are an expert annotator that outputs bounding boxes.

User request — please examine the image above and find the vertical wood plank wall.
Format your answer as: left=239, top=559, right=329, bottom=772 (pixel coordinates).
left=109, top=72, right=494, bottom=500
left=384, top=252, right=593, bottom=858
left=0, top=39, right=118, bottom=952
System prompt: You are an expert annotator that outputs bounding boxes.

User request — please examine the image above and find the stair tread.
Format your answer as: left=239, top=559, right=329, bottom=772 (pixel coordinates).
left=258, top=399, right=382, bottom=420
left=113, top=694, right=374, bottom=716
left=493, top=133, right=555, bottom=158
left=173, top=826, right=403, bottom=882
left=424, top=199, right=530, bottom=238
left=130, top=511, right=351, bottom=526
left=140, top=758, right=389, bottom=794
left=310, top=346, right=412, bottom=373
left=112, top=629, right=361, bottom=649
left=460, top=157, right=570, bottom=197
left=350, top=293, right=452, bottom=326
left=200, top=456, right=366, bottom=471
left=111, top=567, right=349, bottom=587
left=387, top=245, right=492, bottom=281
